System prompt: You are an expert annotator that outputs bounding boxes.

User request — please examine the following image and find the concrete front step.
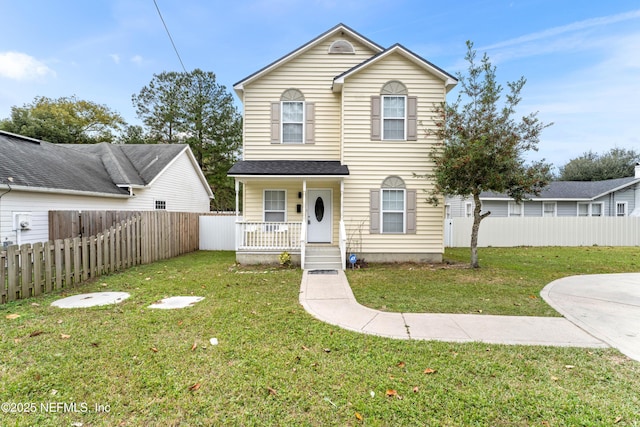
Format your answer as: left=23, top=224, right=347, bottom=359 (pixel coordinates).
left=305, top=246, right=342, bottom=270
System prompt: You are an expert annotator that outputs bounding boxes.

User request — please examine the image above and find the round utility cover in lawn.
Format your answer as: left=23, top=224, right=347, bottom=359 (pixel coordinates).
left=52, top=292, right=130, bottom=308
left=148, top=296, right=204, bottom=309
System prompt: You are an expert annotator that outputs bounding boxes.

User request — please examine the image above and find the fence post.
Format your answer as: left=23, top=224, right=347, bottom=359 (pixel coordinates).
left=0, top=250, right=6, bottom=303
left=64, top=238, right=73, bottom=287
left=7, top=245, right=19, bottom=301
left=54, top=239, right=64, bottom=290
left=33, top=242, right=43, bottom=296
left=44, top=241, right=53, bottom=293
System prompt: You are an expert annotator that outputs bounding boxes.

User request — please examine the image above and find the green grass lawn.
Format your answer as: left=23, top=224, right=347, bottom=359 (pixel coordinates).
left=349, top=246, right=640, bottom=316
left=1, top=249, right=639, bottom=426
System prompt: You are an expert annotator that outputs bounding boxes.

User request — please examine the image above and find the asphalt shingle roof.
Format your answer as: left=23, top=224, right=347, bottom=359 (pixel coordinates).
left=481, top=177, right=638, bottom=200
left=0, top=131, right=187, bottom=195
left=228, top=160, right=349, bottom=176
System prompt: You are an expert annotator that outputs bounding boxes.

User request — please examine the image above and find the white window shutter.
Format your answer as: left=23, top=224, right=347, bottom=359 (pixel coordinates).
left=371, top=96, right=381, bottom=141
left=305, top=102, right=315, bottom=144
left=407, top=96, right=417, bottom=141
left=271, top=102, right=280, bottom=144
left=370, top=189, right=380, bottom=233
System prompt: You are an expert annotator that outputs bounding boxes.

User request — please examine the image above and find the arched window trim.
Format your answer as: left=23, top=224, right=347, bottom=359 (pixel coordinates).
left=381, top=80, right=408, bottom=95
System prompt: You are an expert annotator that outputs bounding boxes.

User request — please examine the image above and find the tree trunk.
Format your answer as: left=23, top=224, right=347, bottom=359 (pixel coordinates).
left=469, top=192, right=490, bottom=268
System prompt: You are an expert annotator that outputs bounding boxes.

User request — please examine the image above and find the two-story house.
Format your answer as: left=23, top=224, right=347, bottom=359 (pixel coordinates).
left=228, top=24, right=457, bottom=269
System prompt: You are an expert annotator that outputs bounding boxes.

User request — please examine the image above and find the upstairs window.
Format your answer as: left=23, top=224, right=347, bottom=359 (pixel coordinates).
left=371, top=81, right=417, bottom=141
left=616, top=202, right=627, bottom=217
left=155, top=200, right=167, bottom=210
left=282, top=101, right=304, bottom=143
left=382, top=96, right=406, bottom=140
left=271, top=89, right=314, bottom=144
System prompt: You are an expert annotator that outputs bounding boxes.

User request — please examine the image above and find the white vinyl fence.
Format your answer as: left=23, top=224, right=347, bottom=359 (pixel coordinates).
left=199, top=215, right=237, bottom=250
left=445, top=217, right=640, bottom=247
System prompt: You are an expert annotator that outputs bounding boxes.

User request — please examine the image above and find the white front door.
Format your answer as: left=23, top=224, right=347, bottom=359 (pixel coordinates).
left=307, top=189, right=332, bottom=243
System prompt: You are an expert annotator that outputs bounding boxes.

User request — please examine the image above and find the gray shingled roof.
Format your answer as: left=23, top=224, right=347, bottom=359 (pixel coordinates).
left=481, top=177, right=638, bottom=200
left=0, top=131, right=187, bottom=196
left=228, top=160, right=349, bottom=176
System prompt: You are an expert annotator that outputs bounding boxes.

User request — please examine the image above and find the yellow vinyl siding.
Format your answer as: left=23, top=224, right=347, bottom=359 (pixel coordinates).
left=242, top=180, right=342, bottom=244
left=242, top=36, right=378, bottom=161
left=342, top=53, right=446, bottom=254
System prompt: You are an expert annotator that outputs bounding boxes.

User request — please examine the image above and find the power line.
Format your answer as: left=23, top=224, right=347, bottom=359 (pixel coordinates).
left=153, top=0, right=187, bottom=72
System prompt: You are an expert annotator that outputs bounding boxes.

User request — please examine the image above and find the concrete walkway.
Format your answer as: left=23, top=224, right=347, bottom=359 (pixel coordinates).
left=299, top=269, right=631, bottom=354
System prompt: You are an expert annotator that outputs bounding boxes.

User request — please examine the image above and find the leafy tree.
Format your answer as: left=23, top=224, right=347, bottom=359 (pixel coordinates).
left=0, top=96, right=125, bottom=143
left=424, top=42, right=552, bottom=268
left=558, top=148, right=639, bottom=181
left=132, top=69, right=242, bottom=211
left=118, top=125, right=155, bottom=144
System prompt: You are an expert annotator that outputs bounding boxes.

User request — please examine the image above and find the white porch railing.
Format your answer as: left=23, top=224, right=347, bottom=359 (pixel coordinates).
left=236, top=221, right=302, bottom=251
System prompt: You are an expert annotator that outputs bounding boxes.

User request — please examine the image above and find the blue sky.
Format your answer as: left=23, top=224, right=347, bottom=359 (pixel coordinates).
left=1, top=0, right=639, bottom=170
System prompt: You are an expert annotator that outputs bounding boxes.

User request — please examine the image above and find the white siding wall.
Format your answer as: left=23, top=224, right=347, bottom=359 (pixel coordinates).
left=242, top=179, right=341, bottom=243
left=341, top=53, right=447, bottom=257
left=0, top=151, right=211, bottom=245
left=130, top=151, right=212, bottom=212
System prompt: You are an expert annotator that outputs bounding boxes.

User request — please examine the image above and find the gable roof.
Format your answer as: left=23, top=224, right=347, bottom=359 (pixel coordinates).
left=228, top=160, right=349, bottom=177
left=332, top=43, right=458, bottom=93
left=481, top=177, right=639, bottom=201
left=0, top=130, right=213, bottom=198
left=233, top=23, right=384, bottom=97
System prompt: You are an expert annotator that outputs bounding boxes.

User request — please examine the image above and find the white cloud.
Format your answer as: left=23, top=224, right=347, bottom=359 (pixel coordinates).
left=110, top=54, right=121, bottom=64
left=482, top=9, right=640, bottom=53
left=0, top=51, right=56, bottom=80
left=520, top=31, right=640, bottom=167
left=130, top=55, right=143, bottom=65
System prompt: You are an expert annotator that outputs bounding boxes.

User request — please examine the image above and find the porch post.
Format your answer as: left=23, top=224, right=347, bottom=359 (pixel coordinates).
left=340, top=179, right=344, bottom=221
left=235, top=179, right=240, bottom=218
left=302, top=179, right=307, bottom=232
left=301, top=180, right=307, bottom=269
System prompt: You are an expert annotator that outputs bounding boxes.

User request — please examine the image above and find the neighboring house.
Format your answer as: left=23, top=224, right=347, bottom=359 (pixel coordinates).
left=0, top=130, right=213, bottom=245
left=228, top=23, right=457, bottom=269
left=446, top=166, right=640, bottom=218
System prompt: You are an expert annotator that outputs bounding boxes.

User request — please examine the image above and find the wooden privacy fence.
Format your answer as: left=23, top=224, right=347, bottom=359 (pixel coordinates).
left=1, top=211, right=202, bottom=304
left=49, top=210, right=143, bottom=241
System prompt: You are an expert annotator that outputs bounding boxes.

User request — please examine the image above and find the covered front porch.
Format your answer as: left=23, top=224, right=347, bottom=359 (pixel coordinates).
left=228, top=160, right=350, bottom=269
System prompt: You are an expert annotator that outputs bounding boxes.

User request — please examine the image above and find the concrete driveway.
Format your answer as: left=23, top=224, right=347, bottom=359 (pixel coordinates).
left=541, top=273, right=640, bottom=362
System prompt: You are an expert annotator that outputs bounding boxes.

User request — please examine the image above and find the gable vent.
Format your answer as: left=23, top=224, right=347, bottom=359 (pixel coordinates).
left=328, top=40, right=355, bottom=54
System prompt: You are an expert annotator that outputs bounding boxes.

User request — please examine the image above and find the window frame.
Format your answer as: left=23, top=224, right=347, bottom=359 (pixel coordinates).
left=381, top=95, right=407, bottom=140
left=281, top=101, right=305, bottom=144
left=508, top=201, right=524, bottom=217
left=465, top=202, right=473, bottom=218
left=381, top=188, right=406, bottom=234
left=616, top=201, right=628, bottom=217
left=577, top=202, right=605, bottom=217
left=154, top=200, right=167, bottom=210
left=542, top=202, right=557, bottom=217
left=263, top=190, right=287, bottom=222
